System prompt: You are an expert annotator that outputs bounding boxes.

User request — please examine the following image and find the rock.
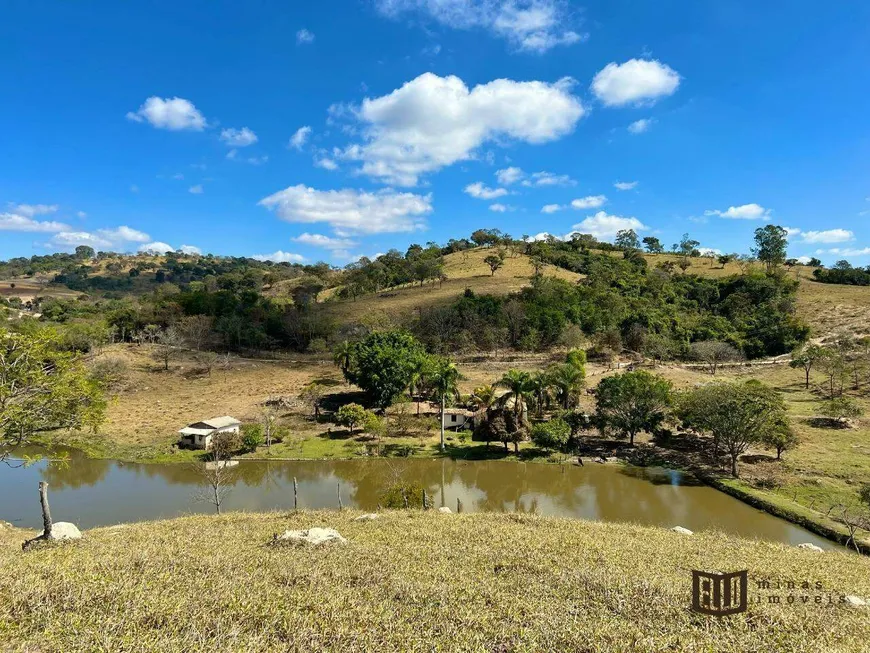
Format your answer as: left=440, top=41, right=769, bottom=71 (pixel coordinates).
left=797, top=543, right=825, bottom=553
left=354, top=514, right=379, bottom=521
left=276, top=527, right=346, bottom=546
left=671, top=526, right=693, bottom=535
left=39, top=522, right=82, bottom=541
left=438, top=507, right=452, bottom=514
left=844, top=595, right=867, bottom=607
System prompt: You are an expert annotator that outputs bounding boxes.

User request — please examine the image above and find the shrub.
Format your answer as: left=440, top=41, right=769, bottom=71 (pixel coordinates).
left=241, top=424, right=264, bottom=452
left=530, top=418, right=571, bottom=453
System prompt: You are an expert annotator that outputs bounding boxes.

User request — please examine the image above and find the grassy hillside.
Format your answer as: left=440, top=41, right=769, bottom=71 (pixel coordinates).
left=1, top=511, right=868, bottom=652
left=319, top=248, right=580, bottom=325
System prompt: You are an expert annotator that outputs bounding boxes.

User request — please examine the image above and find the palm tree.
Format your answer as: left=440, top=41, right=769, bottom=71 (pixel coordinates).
left=549, top=363, right=586, bottom=409
left=333, top=341, right=353, bottom=376
left=496, top=369, right=533, bottom=420
left=528, top=371, right=553, bottom=418
left=470, top=385, right=496, bottom=411
left=427, top=357, right=462, bottom=452
left=408, top=358, right=428, bottom=416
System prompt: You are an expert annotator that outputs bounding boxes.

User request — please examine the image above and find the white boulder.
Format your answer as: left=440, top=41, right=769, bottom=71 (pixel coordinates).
left=671, top=526, right=693, bottom=535
left=276, top=527, right=346, bottom=545
left=354, top=514, right=379, bottom=521
left=40, top=522, right=82, bottom=541
left=797, top=543, right=825, bottom=553
left=438, top=507, right=452, bottom=514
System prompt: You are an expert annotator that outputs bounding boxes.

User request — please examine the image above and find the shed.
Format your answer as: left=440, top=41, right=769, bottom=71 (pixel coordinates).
left=178, top=416, right=241, bottom=450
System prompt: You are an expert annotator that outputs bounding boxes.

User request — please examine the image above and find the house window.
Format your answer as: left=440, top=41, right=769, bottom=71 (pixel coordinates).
left=451, top=415, right=457, bottom=422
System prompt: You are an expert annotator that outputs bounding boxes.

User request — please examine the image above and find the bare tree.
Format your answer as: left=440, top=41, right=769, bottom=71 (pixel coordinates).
left=22, top=481, right=53, bottom=550
left=177, top=315, right=214, bottom=351
left=194, top=433, right=239, bottom=514
left=153, top=326, right=185, bottom=371
left=689, top=341, right=742, bottom=375
left=196, top=350, right=220, bottom=376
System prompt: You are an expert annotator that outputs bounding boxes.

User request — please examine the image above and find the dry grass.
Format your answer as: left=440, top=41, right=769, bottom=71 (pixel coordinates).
left=320, top=249, right=579, bottom=325
left=0, top=511, right=868, bottom=652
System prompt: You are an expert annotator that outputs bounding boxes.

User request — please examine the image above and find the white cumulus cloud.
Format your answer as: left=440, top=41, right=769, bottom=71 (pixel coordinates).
left=220, top=127, right=258, bottom=147
left=289, top=126, right=312, bottom=150
left=338, top=73, right=585, bottom=186
left=138, top=242, right=175, bottom=254
left=571, top=211, right=647, bottom=241
left=522, top=171, right=575, bottom=187
left=258, top=184, right=432, bottom=235
left=0, top=213, right=69, bottom=233
left=292, top=233, right=358, bottom=249
left=705, top=203, right=771, bottom=220
left=48, top=226, right=150, bottom=250
left=496, top=166, right=525, bottom=185
left=816, top=247, right=870, bottom=257
left=314, top=156, right=339, bottom=171
left=571, top=195, right=607, bottom=209
left=591, top=59, right=681, bottom=107
left=179, top=245, right=202, bottom=255
left=373, top=0, right=585, bottom=53
left=7, top=203, right=59, bottom=217
left=628, top=118, right=654, bottom=134
left=126, top=97, right=207, bottom=131
left=464, top=182, right=508, bottom=199
left=489, top=203, right=511, bottom=212
left=801, top=229, right=854, bottom=244
left=541, top=204, right=563, bottom=213
left=614, top=181, right=638, bottom=191
left=253, top=250, right=306, bottom=263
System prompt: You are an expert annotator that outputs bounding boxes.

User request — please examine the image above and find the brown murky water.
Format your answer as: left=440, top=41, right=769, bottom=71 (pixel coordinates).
left=0, top=450, right=838, bottom=549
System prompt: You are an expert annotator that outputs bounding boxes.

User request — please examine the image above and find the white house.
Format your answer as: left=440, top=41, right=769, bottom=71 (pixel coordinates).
left=443, top=408, right=474, bottom=430
left=178, top=416, right=241, bottom=450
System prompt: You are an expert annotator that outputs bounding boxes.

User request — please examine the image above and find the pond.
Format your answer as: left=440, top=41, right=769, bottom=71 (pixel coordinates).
left=0, top=449, right=838, bottom=549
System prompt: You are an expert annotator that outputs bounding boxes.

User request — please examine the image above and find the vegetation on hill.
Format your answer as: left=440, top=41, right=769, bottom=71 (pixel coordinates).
left=813, top=260, right=870, bottom=286
left=1, top=510, right=868, bottom=652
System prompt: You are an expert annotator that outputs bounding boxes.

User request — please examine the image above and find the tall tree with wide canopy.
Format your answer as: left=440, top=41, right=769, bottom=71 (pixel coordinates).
left=338, top=331, right=427, bottom=410
left=1, top=328, right=106, bottom=461
left=677, top=380, right=788, bottom=477
left=595, top=371, right=672, bottom=446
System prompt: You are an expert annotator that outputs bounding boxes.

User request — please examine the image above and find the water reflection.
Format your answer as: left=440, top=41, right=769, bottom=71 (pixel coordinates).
left=0, top=452, right=839, bottom=550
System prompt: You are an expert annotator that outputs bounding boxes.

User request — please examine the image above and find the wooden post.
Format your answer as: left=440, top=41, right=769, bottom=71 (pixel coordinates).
left=457, top=497, right=463, bottom=514
left=422, top=489, right=429, bottom=510
left=39, top=482, right=52, bottom=537
left=337, top=482, right=343, bottom=510
left=402, top=488, right=409, bottom=509
left=293, top=477, right=298, bottom=511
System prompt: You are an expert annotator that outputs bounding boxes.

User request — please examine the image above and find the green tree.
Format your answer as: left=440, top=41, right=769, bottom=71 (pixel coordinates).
left=528, top=371, right=553, bottom=417
left=548, top=363, right=585, bottom=409
left=1, top=329, right=106, bottom=460
left=642, top=236, right=664, bottom=254
left=565, top=348, right=587, bottom=372
left=530, top=417, right=571, bottom=453
left=484, top=253, right=505, bottom=276
left=817, top=396, right=863, bottom=426
left=789, top=344, right=824, bottom=389
left=595, top=371, right=672, bottom=446
left=339, top=331, right=427, bottom=409
left=689, top=340, right=742, bottom=375
left=678, top=380, right=787, bottom=477
left=496, top=369, right=533, bottom=419
left=615, top=229, right=640, bottom=251
left=753, top=225, right=789, bottom=273
left=335, top=403, right=368, bottom=435
left=470, top=385, right=496, bottom=411
left=426, top=356, right=462, bottom=451
left=241, top=423, right=264, bottom=452
left=761, top=424, right=799, bottom=460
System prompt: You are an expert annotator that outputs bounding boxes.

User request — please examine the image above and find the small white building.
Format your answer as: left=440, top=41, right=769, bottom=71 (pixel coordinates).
left=443, top=408, right=474, bottom=430
left=178, top=416, right=241, bottom=450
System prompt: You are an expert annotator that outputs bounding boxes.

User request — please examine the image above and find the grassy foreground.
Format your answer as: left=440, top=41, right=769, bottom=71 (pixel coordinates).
left=1, top=511, right=868, bottom=652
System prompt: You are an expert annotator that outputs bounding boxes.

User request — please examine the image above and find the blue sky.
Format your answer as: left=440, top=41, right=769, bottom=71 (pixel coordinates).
left=1, top=0, right=869, bottom=265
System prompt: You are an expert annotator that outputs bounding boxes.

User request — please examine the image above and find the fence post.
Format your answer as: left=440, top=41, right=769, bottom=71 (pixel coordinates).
left=337, top=482, right=343, bottom=510
left=457, top=497, right=463, bottom=514
left=293, top=477, right=298, bottom=511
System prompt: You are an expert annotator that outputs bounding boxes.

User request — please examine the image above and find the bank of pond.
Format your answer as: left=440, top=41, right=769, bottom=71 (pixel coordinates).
left=0, top=449, right=842, bottom=551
